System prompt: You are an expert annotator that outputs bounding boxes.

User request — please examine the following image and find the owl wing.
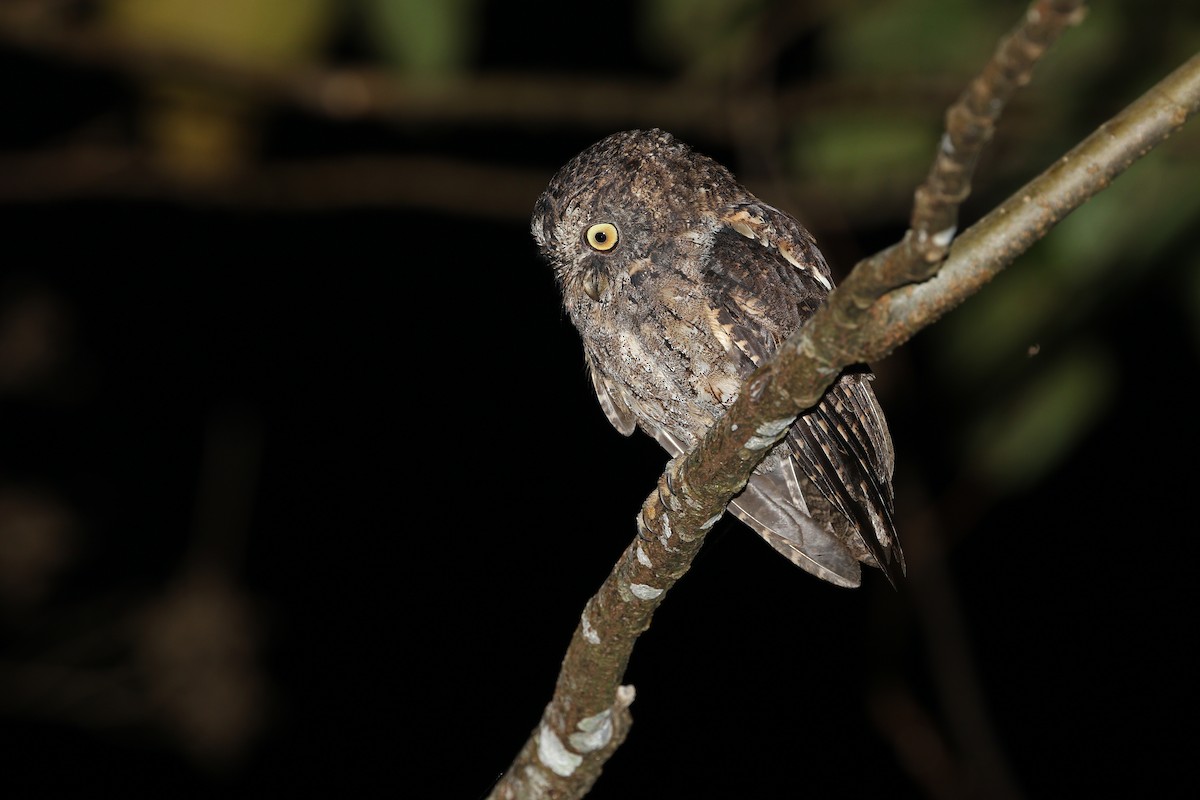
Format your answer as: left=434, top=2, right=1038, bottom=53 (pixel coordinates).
left=730, top=458, right=865, bottom=587
left=584, top=351, right=637, bottom=436
left=787, top=374, right=905, bottom=585
left=704, top=203, right=904, bottom=586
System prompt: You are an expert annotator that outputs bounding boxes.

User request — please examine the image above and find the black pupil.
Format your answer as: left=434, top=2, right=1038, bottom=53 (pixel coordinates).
left=594, top=230, right=608, bottom=243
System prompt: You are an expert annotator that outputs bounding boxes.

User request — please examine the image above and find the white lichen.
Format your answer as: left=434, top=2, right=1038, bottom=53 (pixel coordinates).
left=522, top=763, right=552, bottom=794
left=569, top=709, right=614, bottom=753
left=699, top=513, right=723, bottom=530
left=636, top=543, right=652, bottom=568
left=537, top=725, right=582, bottom=777
left=581, top=611, right=600, bottom=645
left=744, top=416, right=795, bottom=450
left=932, top=226, right=957, bottom=248
left=629, top=583, right=663, bottom=601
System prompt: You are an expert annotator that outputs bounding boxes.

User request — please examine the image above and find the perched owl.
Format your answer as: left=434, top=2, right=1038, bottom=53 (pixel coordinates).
left=532, top=129, right=904, bottom=588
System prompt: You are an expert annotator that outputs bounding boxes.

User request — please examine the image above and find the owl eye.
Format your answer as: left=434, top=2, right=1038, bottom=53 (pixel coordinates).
left=585, top=223, right=619, bottom=252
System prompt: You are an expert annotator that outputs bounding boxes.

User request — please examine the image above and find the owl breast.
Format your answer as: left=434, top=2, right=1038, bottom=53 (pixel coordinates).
left=570, top=245, right=744, bottom=451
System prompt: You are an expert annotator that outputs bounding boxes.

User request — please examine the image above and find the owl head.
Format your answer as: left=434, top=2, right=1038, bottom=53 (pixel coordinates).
left=531, top=129, right=745, bottom=302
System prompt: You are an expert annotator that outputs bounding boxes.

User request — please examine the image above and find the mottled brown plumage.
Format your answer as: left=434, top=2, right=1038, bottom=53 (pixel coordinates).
left=532, top=129, right=904, bottom=587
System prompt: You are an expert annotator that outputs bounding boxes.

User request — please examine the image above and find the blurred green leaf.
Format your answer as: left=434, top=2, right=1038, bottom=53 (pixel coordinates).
left=639, top=0, right=767, bottom=76
left=967, top=344, right=1114, bottom=492
left=789, top=112, right=935, bottom=190
left=1037, top=1, right=1200, bottom=94
left=933, top=265, right=1059, bottom=387
left=820, top=0, right=1014, bottom=76
left=1049, top=149, right=1200, bottom=274
left=933, top=143, right=1200, bottom=387
left=1024, top=0, right=1121, bottom=92
left=359, top=0, right=480, bottom=76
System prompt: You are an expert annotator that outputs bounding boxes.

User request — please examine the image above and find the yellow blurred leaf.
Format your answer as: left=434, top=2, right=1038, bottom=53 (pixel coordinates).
left=104, top=0, right=339, bottom=182
left=107, top=0, right=337, bottom=64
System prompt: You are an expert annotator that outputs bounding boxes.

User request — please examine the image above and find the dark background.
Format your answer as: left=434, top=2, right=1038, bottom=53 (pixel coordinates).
left=1, top=1, right=1197, bottom=797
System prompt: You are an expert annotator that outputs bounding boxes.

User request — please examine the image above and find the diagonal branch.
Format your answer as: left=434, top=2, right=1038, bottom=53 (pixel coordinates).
left=488, top=37, right=1200, bottom=800
left=844, top=0, right=1087, bottom=310
left=870, top=48, right=1200, bottom=357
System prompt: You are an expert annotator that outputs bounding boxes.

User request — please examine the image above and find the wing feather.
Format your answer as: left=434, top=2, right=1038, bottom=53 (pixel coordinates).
left=705, top=204, right=904, bottom=585
left=585, top=352, right=637, bottom=436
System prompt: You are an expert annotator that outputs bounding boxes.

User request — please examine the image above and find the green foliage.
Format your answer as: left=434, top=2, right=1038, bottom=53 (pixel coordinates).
left=788, top=112, right=936, bottom=190
left=639, top=0, right=769, bottom=75
left=929, top=131, right=1200, bottom=495
left=935, top=143, right=1200, bottom=386
left=359, top=0, right=480, bottom=76
left=966, top=343, right=1114, bottom=491
left=820, top=0, right=1017, bottom=76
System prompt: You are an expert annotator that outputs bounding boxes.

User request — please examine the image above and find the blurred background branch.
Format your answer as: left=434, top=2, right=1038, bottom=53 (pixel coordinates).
left=9, top=1, right=1190, bottom=224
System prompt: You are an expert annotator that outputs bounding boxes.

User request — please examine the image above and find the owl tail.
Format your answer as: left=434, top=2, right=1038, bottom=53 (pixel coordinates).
left=729, top=459, right=863, bottom=588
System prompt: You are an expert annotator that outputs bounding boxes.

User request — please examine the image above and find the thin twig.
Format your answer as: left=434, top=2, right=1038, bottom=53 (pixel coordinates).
left=0, top=146, right=550, bottom=218
left=843, top=0, right=1086, bottom=314
left=869, top=49, right=1200, bottom=357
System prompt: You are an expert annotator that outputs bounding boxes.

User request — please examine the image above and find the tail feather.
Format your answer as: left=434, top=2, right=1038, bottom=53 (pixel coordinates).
left=730, top=458, right=862, bottom=588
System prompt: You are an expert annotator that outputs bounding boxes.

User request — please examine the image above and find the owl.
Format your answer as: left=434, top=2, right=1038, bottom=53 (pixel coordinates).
left=531, top=129, right=904, bottom=588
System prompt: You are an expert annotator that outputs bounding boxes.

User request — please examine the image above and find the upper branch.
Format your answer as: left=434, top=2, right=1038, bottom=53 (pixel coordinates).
left=846, top=0, right=1086, bottom=316
left=878, top=49, right=1200, bottom=353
